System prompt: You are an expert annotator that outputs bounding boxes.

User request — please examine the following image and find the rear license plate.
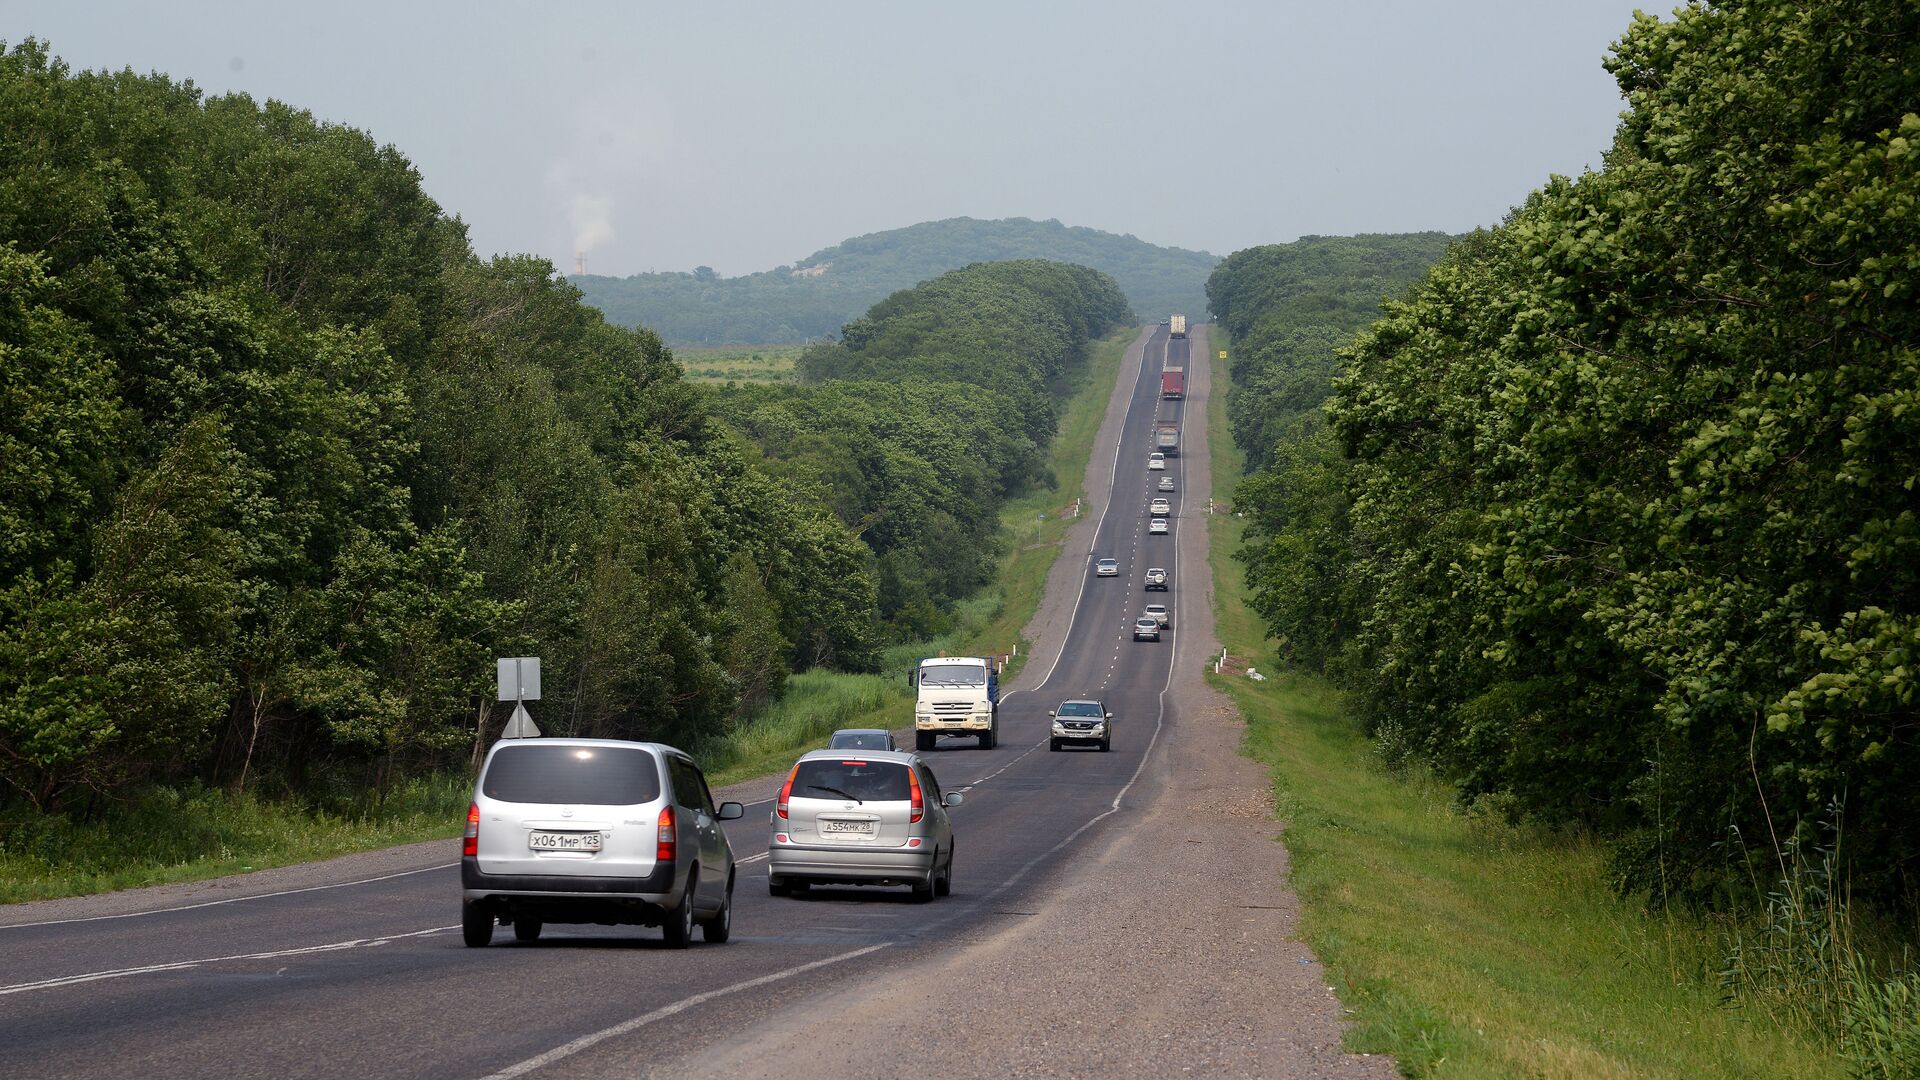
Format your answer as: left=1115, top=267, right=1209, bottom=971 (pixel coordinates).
left=821, top=819, right=874, bottom=836
left=529, top=830, right=602, bottom=851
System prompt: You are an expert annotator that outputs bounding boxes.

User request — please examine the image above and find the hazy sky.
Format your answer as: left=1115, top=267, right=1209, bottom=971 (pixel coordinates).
left=8, top=1, right=1651, bottom=277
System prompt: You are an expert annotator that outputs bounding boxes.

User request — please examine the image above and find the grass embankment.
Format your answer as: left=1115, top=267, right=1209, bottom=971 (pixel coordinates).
left=0, top=329, right=1137, bottom=904
left=1201, top=339, right=1840, bottom=1078
left=674, top=344, right=803, bottom=382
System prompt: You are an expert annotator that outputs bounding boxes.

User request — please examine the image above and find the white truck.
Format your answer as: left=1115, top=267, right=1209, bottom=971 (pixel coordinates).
left=911, top=656, right=1001, bottom=750
left=1169, top=314, right=1187, bottom=338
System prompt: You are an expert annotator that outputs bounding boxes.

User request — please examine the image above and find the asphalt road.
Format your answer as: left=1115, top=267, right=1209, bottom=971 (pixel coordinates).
left=0, top=324, right=1200, bottom=1079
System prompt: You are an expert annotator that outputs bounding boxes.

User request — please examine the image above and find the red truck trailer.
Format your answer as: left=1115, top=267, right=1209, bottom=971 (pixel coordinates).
left=1160, top=367, right=1185, bottom=399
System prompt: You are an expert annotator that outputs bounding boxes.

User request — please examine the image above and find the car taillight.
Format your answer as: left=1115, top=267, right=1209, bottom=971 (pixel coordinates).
left=776, top=765, right=798, bottom=820
left=463, top=803, right=480, bottom=857
left=907, top=768, right=924, bottom=824
left=657, top=805, right=676, bottom=863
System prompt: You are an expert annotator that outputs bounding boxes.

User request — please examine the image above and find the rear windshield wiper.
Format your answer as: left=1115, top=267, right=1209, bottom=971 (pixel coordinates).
left=807, top=785, right=862, bottom=804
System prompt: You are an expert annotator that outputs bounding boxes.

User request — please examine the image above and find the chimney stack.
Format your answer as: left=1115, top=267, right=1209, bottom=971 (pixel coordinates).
left=574, top=251, right=586, bottom=276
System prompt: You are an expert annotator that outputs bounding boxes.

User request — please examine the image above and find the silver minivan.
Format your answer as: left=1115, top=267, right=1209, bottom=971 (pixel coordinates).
left=462, top=738, right=742, bottom=948
left=768, top=749, right=961, bottom=901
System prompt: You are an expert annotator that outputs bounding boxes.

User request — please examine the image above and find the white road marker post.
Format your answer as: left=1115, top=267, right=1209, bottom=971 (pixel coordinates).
left=496, top=656, right=542, bottom=739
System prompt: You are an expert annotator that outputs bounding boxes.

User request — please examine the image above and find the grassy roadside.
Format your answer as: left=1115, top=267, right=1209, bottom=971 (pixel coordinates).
left=0, top=327, right=1138, bottom=905
left=1201, top=337, right=1841, bottom=1077
left=674, top=343, right=803, bottom=382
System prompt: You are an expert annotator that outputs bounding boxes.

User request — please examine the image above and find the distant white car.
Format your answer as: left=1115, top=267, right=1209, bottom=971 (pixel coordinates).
left=1149, top=518, right=1169, bottom=535
left=1094, top=557, right=1120, bottom=577
left=1144, top=603, right=1170, bottom=628
left=1148, top=453, right=1166, bottom=472
left=1149, top=498, right=1171, bottom=515
left=1158, top=476, right=1175, bottom=491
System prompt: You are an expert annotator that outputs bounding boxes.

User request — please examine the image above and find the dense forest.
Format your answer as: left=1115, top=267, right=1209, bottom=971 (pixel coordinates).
left=713, top=261, right=1131, bottom=637
left=0, top=39, right=1129, bottom=821
left=571, top=216, right=1206, bottom=344
left=1218, top=0, right=1919, bottom=906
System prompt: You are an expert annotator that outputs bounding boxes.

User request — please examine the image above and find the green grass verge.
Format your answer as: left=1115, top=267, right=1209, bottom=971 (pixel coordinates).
left=1201, top=335, right=1841, bottom=1078
left=0, top=775, right=469, bottom=904
left=673, top=344, right=803, bottom=382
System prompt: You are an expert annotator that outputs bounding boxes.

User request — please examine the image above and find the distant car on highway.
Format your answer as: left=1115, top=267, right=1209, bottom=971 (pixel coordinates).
left=1149, top=497, right=1171, bottom=515
left=1094, top=557, right=1119, bottom=577
left=829, top=728, right=897, bottom=752
left=1049, top=699, right=1111, bottom=752
left=1132, top=615, right=1162, bottom=641
left=1158, top=475, right=1175, bottom=491
left=1143, top=567, right=1168, bottom=591
left=1148, top=517, right=1169, bottom=535
left=769, top=749, right=961, bottom=901
left=1144, top=603, right=1170, bottom=628
left=462, top=738, right=742, bottom=948
left=1148, top=453, right=1166, bottom=471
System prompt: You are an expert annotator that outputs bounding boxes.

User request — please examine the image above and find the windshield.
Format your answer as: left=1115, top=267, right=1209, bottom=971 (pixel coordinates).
left=482, top=744, right=662, bottom=806
left=919, top=663, right=986, bottom=686
left=829, top=731, right=891, bottom=750
left=792, top=760, right=911, bottom=802
left=1058, top=702, right=1103, bottom=717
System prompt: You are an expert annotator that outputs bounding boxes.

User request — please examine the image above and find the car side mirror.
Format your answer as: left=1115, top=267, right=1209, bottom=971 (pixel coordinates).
left=943, top=792, right=964, bottom=807
left=716, top=802, right=744, bottom=820
left=1047, top=710, right=1056, bottom=717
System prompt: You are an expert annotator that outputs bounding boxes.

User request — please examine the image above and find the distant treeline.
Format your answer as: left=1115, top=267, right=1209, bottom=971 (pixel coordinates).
left=571, top=216, right=1204, bottom=345
left=1218, top=0, right=1920, bottom=905
left=0, top=39, right=1129, bottom=816
left=712, top=261, right=1132, bottom=637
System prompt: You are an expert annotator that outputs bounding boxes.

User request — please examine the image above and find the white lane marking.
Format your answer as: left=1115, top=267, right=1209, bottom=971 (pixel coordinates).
left=477, top=943, right=891, bottom=1080
left=1009, top=327, right=1152, bottom=700
left=0, top=862, right=461, bottom=931
left=0, top=924, right=458, bottom=996
left=736, top=852, right=769, bottom=865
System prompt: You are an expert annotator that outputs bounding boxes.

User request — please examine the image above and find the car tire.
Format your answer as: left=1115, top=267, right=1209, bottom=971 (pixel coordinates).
left=769, top=877, right=790, bottom=897
left=662, top=870, right=697, bottom=949
left=911, top=865, right=935, bottom=903
left=461, top=901, right=494, bottom=948
left=701, top=874, right=734, bottom=943
left=1100, top=737, right=1112, bottom=752
left=916, top=731, right=934, bottom=752
left=512, top=918, right=542, bottom=942
left=979, top=726, right=994, bottom=750
left=935, top=846, right=953, bottom=897
left=1049, top=738, right=1060, bottom=752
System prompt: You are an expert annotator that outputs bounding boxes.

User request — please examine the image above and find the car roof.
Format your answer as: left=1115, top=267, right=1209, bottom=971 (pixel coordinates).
left=1146, top=566, right=1166, bottom=572
left=1136, top=614, right=1160, bottom=622
left=831, top=728, right=890, bottom=737
left=1096, top=556, right=1118, bottom=563
left=796, top=747, right=921, bottom=766
left=1058, top=698, right=1105, bottom=707
left=1145, top=601, right=1168, bottom=607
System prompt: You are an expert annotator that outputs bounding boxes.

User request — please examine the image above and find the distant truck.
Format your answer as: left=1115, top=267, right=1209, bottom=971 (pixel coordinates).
left=1155, top=421, right=1180, bottom=456
left=1169, top=314, right=1187, bottom=338
left=911, top=655, right=1001, bottom=750
left=1161, top=367, right=1185, bottom=399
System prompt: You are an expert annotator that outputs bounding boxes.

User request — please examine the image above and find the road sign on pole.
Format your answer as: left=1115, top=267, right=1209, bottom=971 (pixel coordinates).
left=496, top=657, right=541, bottom=702
left=496, top=657, right=542, bottom=739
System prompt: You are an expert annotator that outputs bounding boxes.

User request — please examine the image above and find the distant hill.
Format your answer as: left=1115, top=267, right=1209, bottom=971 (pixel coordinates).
left=569, top=217, right=1218, bottom=345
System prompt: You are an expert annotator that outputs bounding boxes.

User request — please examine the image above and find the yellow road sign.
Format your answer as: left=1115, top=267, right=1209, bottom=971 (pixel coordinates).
left=1218, top=350, right=1227, bottom=359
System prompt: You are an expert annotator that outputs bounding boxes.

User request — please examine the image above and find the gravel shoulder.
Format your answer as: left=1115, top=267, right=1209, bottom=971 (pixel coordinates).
left=668, top=326, right=1394, bottom=1078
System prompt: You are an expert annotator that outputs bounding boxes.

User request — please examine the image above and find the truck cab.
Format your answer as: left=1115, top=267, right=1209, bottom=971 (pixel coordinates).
left=912, top=656, right=1001, bottom=750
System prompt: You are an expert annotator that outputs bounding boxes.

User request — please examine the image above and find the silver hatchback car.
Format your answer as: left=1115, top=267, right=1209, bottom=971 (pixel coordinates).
left=462, top=738, right=743, bottom=948
left=769, top=749, right=962, bottom=901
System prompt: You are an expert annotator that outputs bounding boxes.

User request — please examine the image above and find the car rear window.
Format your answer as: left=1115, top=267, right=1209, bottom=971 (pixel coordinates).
left=830, top=732, right=890, bottom=750
left=482, top=744, right=662, bottom=805
left=792, top=759, right=911, bottom=803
